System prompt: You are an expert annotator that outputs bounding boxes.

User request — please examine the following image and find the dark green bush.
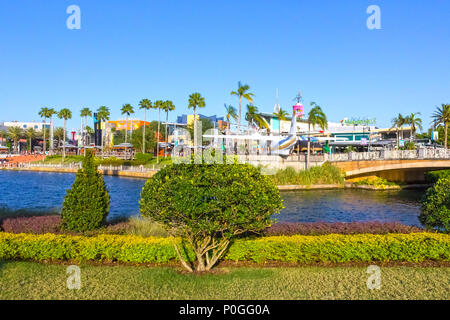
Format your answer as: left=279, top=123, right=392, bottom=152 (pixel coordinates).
left=61, top=151, right=110, bottom=232
left=140, top=163, right=283, bottom=272
left=420, top=178, right=450, bottom=232
left=134, top=152, right=154, bottom=163
left=425, top=170, right=450, bottom=184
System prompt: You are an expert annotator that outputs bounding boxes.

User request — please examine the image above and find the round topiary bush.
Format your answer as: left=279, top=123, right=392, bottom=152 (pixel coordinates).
left=61, top=150, right=110, bottom=232
left=420, top=178, right=450, bottom=232
left=139, top=162, right=283, bottom=272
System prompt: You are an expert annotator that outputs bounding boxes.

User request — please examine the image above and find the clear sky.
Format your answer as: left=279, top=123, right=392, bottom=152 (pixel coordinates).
left=1, top=0, right=449, bottom=132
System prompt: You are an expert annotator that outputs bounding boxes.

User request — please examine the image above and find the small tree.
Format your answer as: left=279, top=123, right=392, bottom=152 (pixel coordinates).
left=420, top=178, right=450, bottom=232
left=61, top=150, right=110, bottom=232
left=140, top=163, right=283, bottom=272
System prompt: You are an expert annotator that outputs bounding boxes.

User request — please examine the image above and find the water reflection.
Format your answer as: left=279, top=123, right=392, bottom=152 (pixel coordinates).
left=279, top=189, right=423, bottom=226
left=0, top=171, right=423, bottom=225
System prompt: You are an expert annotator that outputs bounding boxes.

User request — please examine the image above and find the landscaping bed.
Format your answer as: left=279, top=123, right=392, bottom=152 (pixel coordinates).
left=0, top=232, right=448, bottom=264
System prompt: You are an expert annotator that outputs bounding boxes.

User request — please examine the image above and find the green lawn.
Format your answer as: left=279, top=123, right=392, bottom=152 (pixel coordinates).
left=0, top=261, right=448, bottom=300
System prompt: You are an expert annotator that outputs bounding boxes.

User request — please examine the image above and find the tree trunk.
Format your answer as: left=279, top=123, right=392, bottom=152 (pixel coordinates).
left=193, top=107, right=197, bottom=151
left=157, top=108, right=161, bottom=164
left=125, top=115, right=128, bottom=143
left=142, top=109, right=146, bottom=154
left=49, top=117, right=53, bottom=153
left=63, top=119, right=66, bottom=162
left=445, top=123, right=448, bottom=150
left=165, top=111, right=169, bottom=157
left=306, top=123, right=311, bottom=170
left=237, top=96, right=242, bottom=134
left=101, top=121, right=104, bottom=159
left=43, top=117, right=47, bottom=155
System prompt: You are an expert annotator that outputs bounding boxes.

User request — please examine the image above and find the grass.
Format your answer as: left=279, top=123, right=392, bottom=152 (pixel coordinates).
left=34, top=154, right=172, bottom=169
left=125, top=216, right=168, bottom=237
left=270, top=163, right=345, bottom=186
left=0, top=261, right=448, bottom=299
left=353, top=177, right=401, bottom=189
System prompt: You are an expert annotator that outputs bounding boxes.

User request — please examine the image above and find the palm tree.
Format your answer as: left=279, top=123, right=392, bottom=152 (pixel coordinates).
left=58, top=108, right=72, bottom=161
left=47, top=108, right=57, bottom=153
left=0, top=130, right=7, bottom=147
left=54, top=127, right=65, bottom=147
left=80, top=107, right=92, bottom=148
left=97, top=106, right=110, bottom=157
left=162, top=100, right=175, bottom=157
left=432, top=104, right=450, bottom=149
left=391, top=113, right=406, bottom=148
left=7, top=126, right=23, bottom=153
left=139, top=99, right=152, bottom=154
left=120, top=104, right=134, bottom=144
left=306, top=102, right=328, bottom=169
left=38, top=107, right=53, bottom=154
left=405, top=112, right=422, bottom=140
left=154, top=100, right=165, bottom=164
left=85, top=126, right=93, bottom=145
left=245, top=105, right=268, bottom=131
left=188, top=93, right=206, bottom=151
left=230, top=82, right=254, bottom=133
left=224, top=104, right=237, bottom=130
left=273, top=108, right=289, bottom=135
left=25, top=127, right=36, bottom=152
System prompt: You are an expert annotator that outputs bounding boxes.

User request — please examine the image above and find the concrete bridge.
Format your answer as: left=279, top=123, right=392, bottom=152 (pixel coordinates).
left=328, top=149, right=450, bottom=182
left=234, top=149, right=450, bottom=183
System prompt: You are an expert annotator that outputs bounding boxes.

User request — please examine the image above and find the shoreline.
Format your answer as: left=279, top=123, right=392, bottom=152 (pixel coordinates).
left=2, top=166, right=431, bottom=191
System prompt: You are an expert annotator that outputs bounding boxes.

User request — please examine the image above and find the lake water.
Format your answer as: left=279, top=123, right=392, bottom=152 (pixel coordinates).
left=0, top=171, right=424, bottom=226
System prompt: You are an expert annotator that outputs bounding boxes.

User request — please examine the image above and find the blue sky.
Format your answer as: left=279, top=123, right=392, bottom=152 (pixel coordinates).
left=0, top=0, right=449, bottom=132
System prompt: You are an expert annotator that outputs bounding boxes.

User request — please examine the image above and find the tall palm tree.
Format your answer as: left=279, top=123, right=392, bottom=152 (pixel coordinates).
left=120, top=104, right=134, bottom=144
left=224, top=104, right=237, bottom=131
left=162, top=100, right=175, bottom=157
left=25, top=127, right=36, bottom=152
left=139, top=99, right=152, bottom=154
left=188, top=93, right=206, bottom=151
left=7, top=126, right=23, bottom=153
left=38, top=107, right=52, bottom=154
left=80, top=107, right=92, bottom=148
left=47, top=108, right=57, bottom=153
left=306, top=102, right=328, bottom=169
left=273, top=108, right=289, bottom=135
left=97, top=106, right=110, bottom=157
left=391, top=113, right=406, bottom=148
left=432, top=104, right=450, bottom=149
left=405, top=112, right=422, bottom=140
left=245, top=104, right=269, bottom=131
left=154, top=100, right=165, bottom=164
left=230, top=82, right=254, bottom=134
left=58, top=108, right=72, bottom=161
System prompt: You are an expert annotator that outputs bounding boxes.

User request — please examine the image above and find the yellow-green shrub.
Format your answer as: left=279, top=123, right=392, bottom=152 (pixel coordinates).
left=0, top=232, right=448, bottom=264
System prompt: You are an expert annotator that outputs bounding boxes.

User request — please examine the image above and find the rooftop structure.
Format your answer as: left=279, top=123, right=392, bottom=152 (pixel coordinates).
left=2, top=121, right=50, bottom=131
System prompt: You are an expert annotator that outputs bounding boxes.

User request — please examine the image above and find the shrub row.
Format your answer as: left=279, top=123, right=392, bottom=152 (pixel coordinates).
left=269, top=163, right=345, bottom=186
left=1, top=216, right=424, bottom=236
left=0, top=232, right=448, bottom=264
left=1, top=216, right=62, bottom=234
left=264, top=222, right=423, bottom=236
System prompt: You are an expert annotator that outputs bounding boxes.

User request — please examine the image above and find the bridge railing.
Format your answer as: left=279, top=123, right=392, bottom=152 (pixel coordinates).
left=328, top=149, right=450, bottom=162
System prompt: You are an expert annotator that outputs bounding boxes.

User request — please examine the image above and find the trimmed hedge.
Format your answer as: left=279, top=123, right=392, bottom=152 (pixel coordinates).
left=0, top=232, right=448, bottom=264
